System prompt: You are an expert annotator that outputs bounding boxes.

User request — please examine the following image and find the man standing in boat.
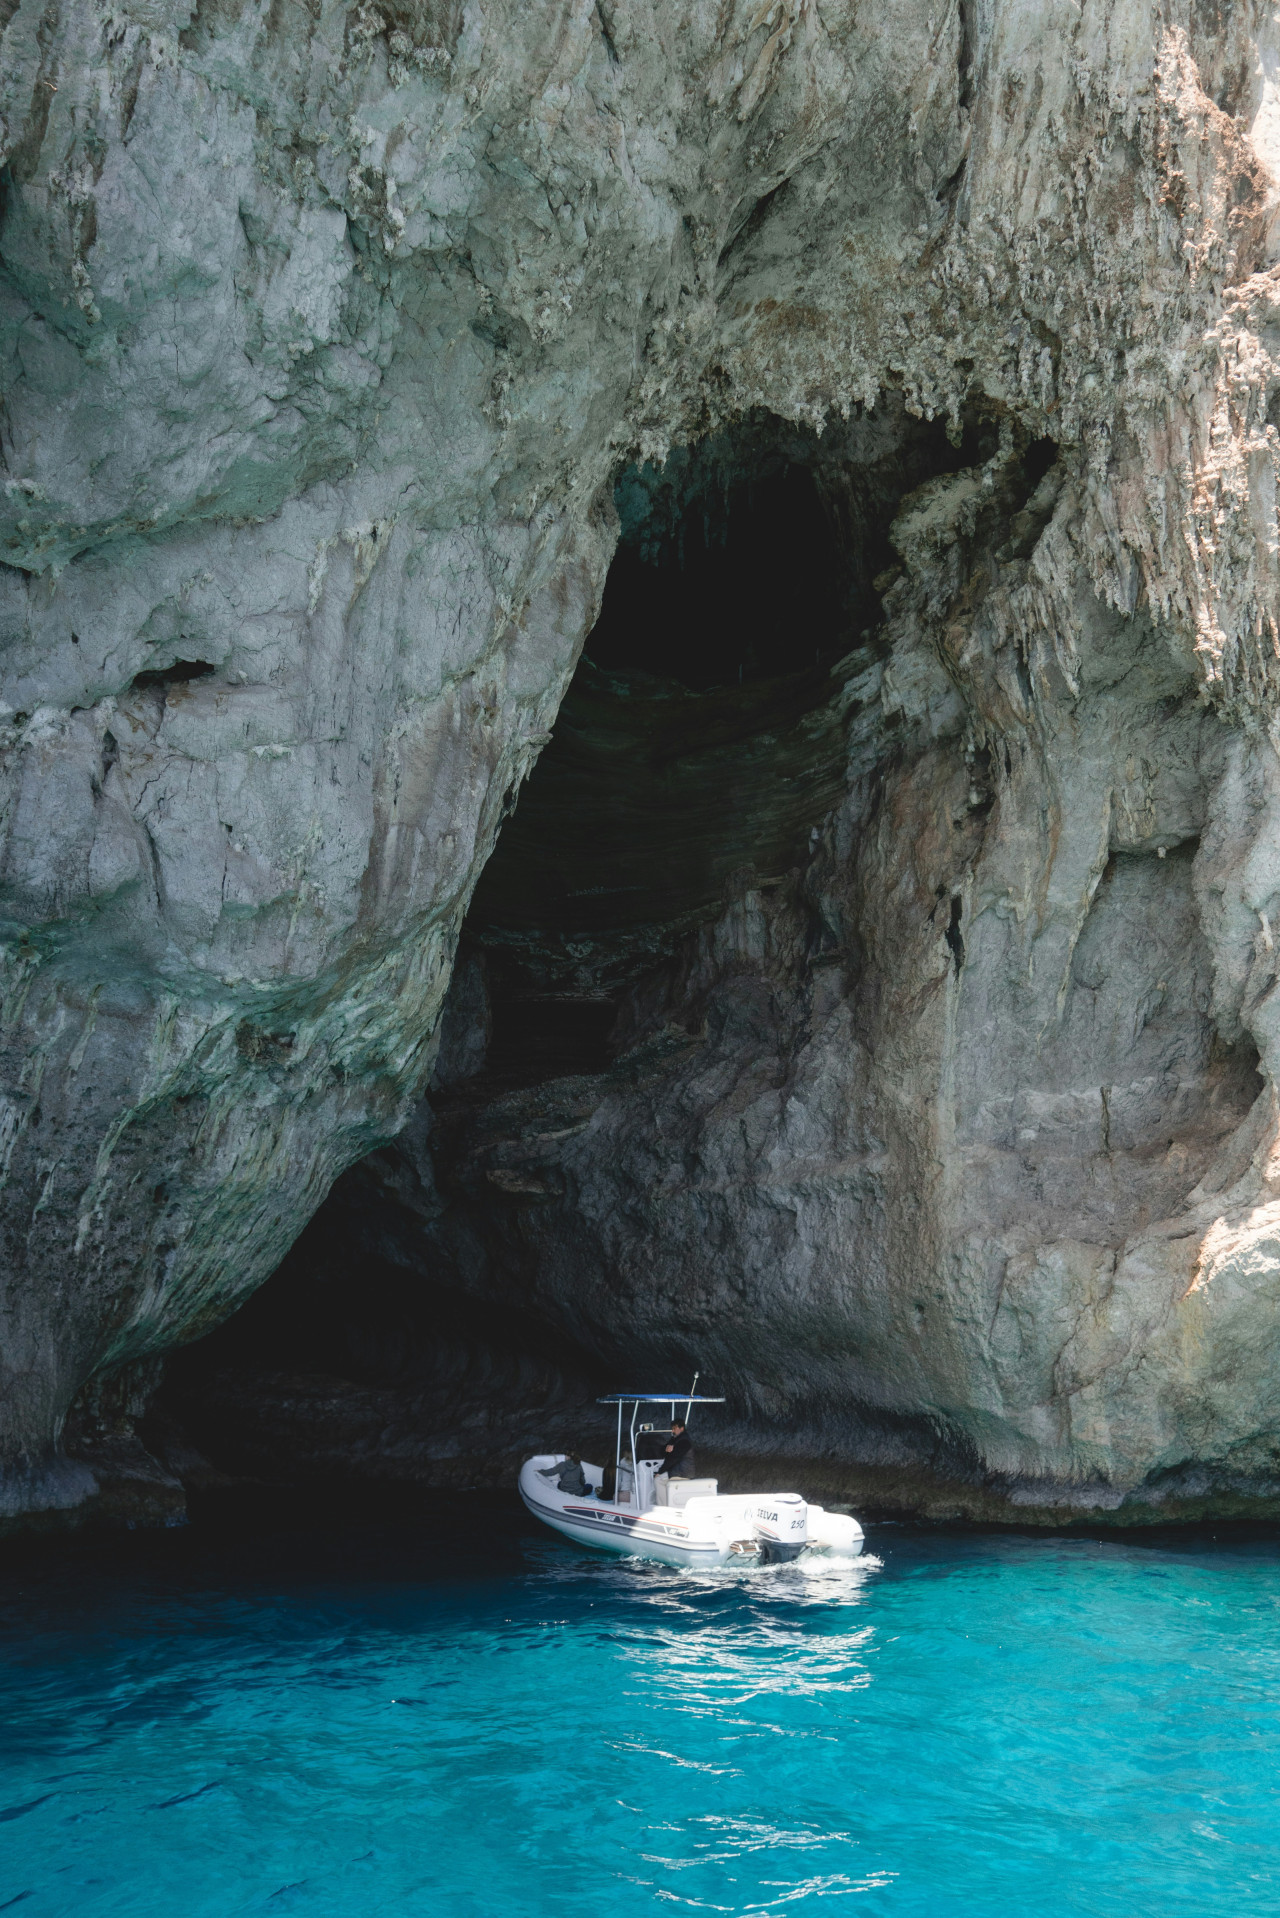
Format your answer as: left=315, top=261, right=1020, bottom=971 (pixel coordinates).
left=658, top=1418, right=694, bottom=1480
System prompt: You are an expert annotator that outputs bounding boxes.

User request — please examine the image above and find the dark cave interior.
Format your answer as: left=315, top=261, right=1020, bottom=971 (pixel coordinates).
left=588, top=460, right=846, bottom=690
left=466, top=404, right=1001, bottom=1082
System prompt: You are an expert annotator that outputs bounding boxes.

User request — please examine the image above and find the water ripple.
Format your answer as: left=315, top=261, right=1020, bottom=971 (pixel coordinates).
left=2, top=1517, right=1279, bottom=1914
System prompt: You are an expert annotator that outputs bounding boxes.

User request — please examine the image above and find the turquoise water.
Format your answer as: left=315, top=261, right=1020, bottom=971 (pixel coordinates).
left=2, top=1501, right=1279, bottom=1915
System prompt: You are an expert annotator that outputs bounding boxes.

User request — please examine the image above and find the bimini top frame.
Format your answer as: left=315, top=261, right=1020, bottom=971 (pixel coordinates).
left=596, top=1390, right=725, bottom=1509
left=596, top=1394, right=727, bottom=1404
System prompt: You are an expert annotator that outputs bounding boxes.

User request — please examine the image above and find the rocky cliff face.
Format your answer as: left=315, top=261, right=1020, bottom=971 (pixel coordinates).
left=7, top=0, right=1280, bottom=1525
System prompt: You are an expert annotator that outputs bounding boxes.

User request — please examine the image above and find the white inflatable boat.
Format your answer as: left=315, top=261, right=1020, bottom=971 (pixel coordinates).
left=519, top=1392, right=863, bottom=1568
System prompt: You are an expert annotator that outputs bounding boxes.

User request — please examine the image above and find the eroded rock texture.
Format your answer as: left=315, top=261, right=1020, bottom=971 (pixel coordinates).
left=8, top=0, right=1280, bottom=1522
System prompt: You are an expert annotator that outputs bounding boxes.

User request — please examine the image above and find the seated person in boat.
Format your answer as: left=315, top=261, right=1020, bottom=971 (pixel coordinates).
left=540, top=1454, right=588, bottom=1494
left=658, top=1419, right=694, bottom=1480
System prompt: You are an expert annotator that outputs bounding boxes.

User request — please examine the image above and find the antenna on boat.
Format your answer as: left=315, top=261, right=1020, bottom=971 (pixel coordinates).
left=685, top=1372, right=699, bottom=1424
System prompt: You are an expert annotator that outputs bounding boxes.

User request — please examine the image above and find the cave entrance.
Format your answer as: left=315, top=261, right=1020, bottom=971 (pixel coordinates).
left=463, top=402, right=994, bottom=1087
left=148, top=400, right=1054, bottom=1495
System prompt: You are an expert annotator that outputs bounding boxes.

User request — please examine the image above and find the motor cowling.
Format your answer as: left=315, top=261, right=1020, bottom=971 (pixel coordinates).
left=749, top=1494, right=808, bottom=1562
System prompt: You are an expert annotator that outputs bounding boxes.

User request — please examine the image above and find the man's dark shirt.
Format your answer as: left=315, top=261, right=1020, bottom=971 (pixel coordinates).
left=658, top=1431, right=694, bottom=1477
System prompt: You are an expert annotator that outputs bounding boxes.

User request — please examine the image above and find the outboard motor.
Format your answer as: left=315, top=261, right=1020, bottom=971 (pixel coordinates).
left=749, top=1494, right=808, bottom=1562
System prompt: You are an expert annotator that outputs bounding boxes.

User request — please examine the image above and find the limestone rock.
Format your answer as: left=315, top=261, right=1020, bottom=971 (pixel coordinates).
left=7, top=0, right=1280, bottom=1521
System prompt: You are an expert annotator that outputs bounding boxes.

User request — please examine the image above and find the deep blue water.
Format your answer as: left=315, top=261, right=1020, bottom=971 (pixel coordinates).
left=2, top=1498, right=1279, bottom=1915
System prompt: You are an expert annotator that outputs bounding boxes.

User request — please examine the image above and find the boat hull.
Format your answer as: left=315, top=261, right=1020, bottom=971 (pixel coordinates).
left=519, top=1475, right=733, bottom=1568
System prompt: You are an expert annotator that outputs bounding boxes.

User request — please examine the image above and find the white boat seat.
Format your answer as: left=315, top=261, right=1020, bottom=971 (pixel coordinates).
left=653, top=1476, right=717, bottom=1509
